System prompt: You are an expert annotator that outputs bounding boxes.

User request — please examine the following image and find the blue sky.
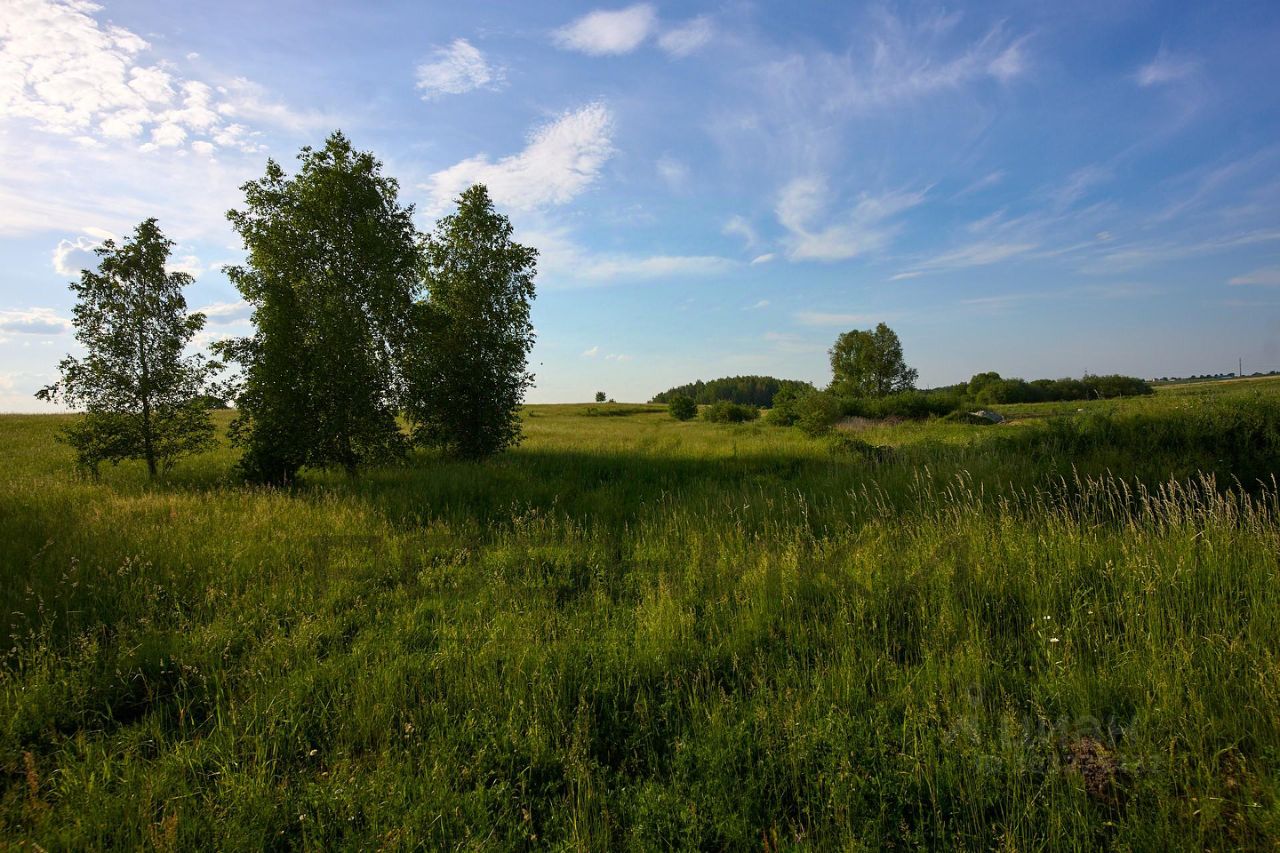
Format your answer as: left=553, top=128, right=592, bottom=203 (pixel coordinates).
left=2, top=0, right=1280, bottom=408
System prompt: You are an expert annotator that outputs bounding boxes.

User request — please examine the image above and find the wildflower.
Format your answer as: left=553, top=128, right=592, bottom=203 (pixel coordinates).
left=1050, top=637, right=1060, bottom=643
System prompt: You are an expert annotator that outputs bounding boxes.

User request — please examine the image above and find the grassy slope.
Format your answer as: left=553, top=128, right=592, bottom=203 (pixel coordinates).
left=2, top=381, right=1280, bottom=849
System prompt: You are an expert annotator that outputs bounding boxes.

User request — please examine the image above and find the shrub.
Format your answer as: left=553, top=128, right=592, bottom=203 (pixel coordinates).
left=841, top=390, right=962, bottom=420
left=765, top=386, right=807, bottom=426
left=668, top=395, right=697, bottom=421
left=795, top=391, right=844, bottom=436
left=701, top=401, right=760, bottom=423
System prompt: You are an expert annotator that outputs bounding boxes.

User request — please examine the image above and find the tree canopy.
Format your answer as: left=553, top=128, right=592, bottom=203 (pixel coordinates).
left=219, top=131, right=420, bottom=482
left=37, top=218, right=216, bottom=477
left=828, top=323, right=918, bottom=398
left=403, top=184, right=537, bottom=459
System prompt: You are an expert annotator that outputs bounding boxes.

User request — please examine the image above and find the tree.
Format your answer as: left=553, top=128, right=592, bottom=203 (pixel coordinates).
left=37, top=219, right=216, bottom=477
left=404, top=184, right=537, bottom=459
left=668, top=394, right=696, bottom=421
left=218, top=132, right=420, bottom=483
left=828, top=323, right=918, bottom=398
left=595, top=391, right=607, bottom=403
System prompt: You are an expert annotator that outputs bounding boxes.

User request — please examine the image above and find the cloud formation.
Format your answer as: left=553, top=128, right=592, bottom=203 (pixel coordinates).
left=553, top=4, right=657, bottom=55
left=658, top=16, right=714, bottom=57
left=0, top=307, right=72, bottom=335
left=776, top=177, right=925, bottom=261
left=0, top=1, right=313, bottom=154
left=415, top=39, right=505, bottom=99
left=1137, top=46, right=1198, bottom=87
left=1228, top=267, right=1280, bottom=286
left=423, top=103, right=614, bottom=213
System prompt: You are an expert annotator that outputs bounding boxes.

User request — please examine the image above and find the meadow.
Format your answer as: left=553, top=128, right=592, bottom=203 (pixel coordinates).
left=3, top=379, right=1280, bottom=849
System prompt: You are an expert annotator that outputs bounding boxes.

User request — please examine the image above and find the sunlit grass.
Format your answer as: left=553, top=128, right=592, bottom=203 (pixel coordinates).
left=3, top=379, right=1280, bottom=848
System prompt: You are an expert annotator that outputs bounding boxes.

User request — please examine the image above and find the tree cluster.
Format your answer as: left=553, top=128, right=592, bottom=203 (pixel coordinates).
left=42, top=132, right=538, bottom=482
left=966, top=372, right=1153, bottom=404
left=650, top=375, right=815, bottom=407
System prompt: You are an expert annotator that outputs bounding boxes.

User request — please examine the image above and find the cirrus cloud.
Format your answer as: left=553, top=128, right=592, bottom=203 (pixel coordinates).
left=422, top=102, right=615, bottom=214
left=415, top=39, right=505, bottom=99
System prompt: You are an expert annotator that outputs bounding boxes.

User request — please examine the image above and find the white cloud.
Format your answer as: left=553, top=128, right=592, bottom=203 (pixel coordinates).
left=0, top=307, right=73, bottom=335
left=765, top=16, right=1030, bottom=116
left=656, top=156, right=689, bottom=190
left=722, top=214, right=758, bottom=248
left=605, top=352, right=632, bottom=362
left=658, top=16, right=713, bottom=57
left=744, top=299, right=770, bottom=310
left=750, top=253, right=775, bottom=265
left=525, top=225, right=736, bottom=286
left=1228, top=268, right=1280, bottom=287
left=415, top=39, right=504, bottom=99
left=895, top=240, right=1038, bottom=279
left=191, top=299, right=252, bottom=324
left=1137, top=47, right=1198, bottom=87
left=582, top=345, right=600, bottom=357
left=0, top=1, right=312, bottom=153
left=52, top=233, right=104, bottom=275
left=793, top=311, right=881, bottom=327
left=553, top=4, right=657, bottom=55
left=422, top=103, right=614, bottom=214
left=776, top=177, right=925, bottom=261
left=166, top=253, right=203, bottom=277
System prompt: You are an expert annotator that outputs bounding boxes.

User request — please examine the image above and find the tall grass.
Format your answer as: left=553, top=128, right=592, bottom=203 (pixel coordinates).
left=2, top=382, right=1280, bottom=848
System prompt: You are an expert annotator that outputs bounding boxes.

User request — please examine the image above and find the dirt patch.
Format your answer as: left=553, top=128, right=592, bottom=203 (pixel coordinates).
left=1065, top=736, right=1125, bottom=803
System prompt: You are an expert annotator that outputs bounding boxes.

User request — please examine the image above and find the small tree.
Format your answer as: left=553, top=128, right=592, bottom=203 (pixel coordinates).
left=595, top=391, right=607, bottom=403
left=219, top=132, right=420, bottom=483
left=37, top=219, right=216, bottom=477
left=405, top=184, right=537, bottom=459
left=829, top=323, right=918, bottom=398
left=668, top=394, right=696, bottom=421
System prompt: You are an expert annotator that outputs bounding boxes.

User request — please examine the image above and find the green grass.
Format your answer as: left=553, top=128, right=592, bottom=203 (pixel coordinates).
left=3, top=380, right=1280, bottom=849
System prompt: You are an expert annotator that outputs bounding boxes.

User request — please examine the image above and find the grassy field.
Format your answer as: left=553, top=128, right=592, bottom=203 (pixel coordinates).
left=3, top=381, right=1280, bottom=849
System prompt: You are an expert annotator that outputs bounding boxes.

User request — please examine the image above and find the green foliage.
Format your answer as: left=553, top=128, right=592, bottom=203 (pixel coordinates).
left=828, top=322, right=918, bottom=398
left=794, top=390, right=843, bottom=436
left=583, top=405, right=660, bottom=417
left=220, top=132, right=419, bottom=482
left=651, top=375, right=816, bottom=406
left=595, top=391, right=607, bottom=403
left=404, top=185, right=537, bottom=460
left=841, top=389, right=964, bottom=420
left=764, top=385, right=807, bottom=426
left=700, top=400, right=759, bottom=422
left=36, top=219, right=216, bottom=477
left=667, top=394, right=697, bottom=421
left=970, top=372, right=1154, bottom=405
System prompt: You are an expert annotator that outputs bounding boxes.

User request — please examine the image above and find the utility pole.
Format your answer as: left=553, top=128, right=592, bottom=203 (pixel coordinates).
left=1240, top=357, right=1243, bottom=378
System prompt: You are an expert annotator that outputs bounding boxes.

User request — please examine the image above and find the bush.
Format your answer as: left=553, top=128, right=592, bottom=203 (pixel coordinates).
left=701, top=401, right=760, bottom=423
left=765, top=386, right=807, bottom=426
left=795, top=391, right=844, bottom=436
left=841, top=390, right=962, bottom=420
left=668, top=395, right=697, bottom=421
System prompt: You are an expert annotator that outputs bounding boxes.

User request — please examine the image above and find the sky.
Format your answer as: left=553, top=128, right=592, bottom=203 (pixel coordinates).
left=2, top=0, right=1280, bottom=409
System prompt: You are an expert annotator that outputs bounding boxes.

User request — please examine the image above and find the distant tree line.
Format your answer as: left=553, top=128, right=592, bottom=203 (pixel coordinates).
left=40, top=131, right=537, bottom=482
left=708, top=322, right=1158, bottom=436
left=650, top=375, right=817, bottom=407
